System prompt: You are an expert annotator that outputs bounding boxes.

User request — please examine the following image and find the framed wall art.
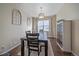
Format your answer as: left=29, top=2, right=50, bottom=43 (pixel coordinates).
left=12, top=9, right=22, bottom=25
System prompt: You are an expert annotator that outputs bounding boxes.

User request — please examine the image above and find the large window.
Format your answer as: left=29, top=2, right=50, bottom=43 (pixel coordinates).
left=38, top=20, right=49, bottom=32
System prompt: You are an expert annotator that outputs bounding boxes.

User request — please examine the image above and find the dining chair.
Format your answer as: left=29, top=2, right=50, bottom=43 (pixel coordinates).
left=26, top=33, right=40, bottom=56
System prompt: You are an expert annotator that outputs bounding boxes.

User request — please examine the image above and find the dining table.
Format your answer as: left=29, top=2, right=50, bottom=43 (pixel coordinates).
left=20, top=32, right=48, bottom=56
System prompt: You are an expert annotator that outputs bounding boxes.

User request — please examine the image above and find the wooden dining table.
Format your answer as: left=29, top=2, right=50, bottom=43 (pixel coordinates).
left=20, top=33, right=48, bottom=56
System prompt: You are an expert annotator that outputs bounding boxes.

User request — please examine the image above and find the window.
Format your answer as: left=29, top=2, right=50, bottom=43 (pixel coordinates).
left=38, top=20, right=49, bottom=32
left=43, top=20, right=49, bottom=31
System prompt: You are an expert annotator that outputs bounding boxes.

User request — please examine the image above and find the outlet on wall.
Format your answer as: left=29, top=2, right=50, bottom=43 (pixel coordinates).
left=0, top=46, right=5, bottom=54
left=1, top=46, right=5, bottom=50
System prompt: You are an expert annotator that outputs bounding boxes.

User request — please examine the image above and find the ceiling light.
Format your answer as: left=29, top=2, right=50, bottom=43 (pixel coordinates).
left=38, top=7, right=45, bottom=19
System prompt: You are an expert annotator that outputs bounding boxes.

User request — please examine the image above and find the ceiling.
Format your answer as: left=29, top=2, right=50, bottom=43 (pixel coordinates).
left=19, top=3, right=64, bottom=17
left=0, top=3, right=64, bottom=17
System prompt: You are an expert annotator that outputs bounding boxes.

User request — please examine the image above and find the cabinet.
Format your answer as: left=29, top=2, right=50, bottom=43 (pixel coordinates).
left=57, top=20, right=72, bottom=52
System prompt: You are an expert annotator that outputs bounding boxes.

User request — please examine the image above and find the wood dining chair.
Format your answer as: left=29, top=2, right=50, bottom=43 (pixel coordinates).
left=26, top=33, right=40, bottom=56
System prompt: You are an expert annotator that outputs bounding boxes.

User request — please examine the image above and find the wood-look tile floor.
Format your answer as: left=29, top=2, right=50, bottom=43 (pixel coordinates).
left=10, top=42, right=45, bottom=56
left=49, top=38, right=73, bottom=56
left=17, top=47, right=45, bottom=56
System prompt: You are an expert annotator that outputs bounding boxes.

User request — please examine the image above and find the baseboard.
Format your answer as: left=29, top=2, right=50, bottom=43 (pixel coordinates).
left=48, top=36, right=56, bottom=39
left=56, top=41, right=64, bottom=51
left=0, top=43, right=21, bottom=55
left=72, top=51, right=78, bottom=56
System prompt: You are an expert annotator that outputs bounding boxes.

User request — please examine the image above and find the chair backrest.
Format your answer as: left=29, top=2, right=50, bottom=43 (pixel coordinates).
left=25, top=31, right=31, bottom=34
left=26, top=33, right=39, bottom=46
left=25, top=31, right=31, bottom=37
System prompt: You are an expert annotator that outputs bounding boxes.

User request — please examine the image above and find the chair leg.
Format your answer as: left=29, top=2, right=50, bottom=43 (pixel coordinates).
left=40, top=46, right=42, bottom=52
left=38, top=51, right=40, bottom=56
left=28, top=49, right=30, bottom=56
left=38, top=48, right=40, bottom=56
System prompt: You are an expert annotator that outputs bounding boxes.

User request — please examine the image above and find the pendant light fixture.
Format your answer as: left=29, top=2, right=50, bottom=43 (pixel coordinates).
left=38, top=7, right=45, bottom=19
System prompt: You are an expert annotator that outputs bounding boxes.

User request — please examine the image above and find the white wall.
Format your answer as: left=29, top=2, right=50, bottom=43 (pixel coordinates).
left=0, top=4, right=28, bottom=54
left=57, top=3, right=79, bottom=55
left=57, top=3, right=79, bottom=20
left=72, top=20, right=79, bottom=55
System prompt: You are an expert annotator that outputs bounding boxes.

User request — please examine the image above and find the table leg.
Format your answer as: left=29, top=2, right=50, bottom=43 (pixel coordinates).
left=45, top=41, right=48, bottom=56
left=21, top=39, right=24, bottom=56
